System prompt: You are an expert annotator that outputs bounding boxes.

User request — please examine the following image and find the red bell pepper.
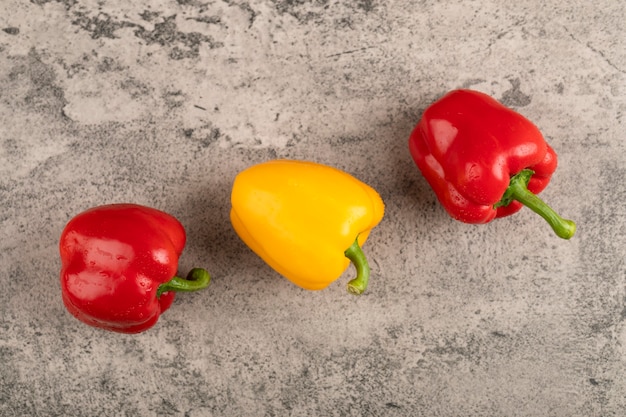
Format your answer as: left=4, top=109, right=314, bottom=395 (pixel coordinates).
left=59, top=204, right=211, bottom=333
left=408, top=89, right=576, bottom=239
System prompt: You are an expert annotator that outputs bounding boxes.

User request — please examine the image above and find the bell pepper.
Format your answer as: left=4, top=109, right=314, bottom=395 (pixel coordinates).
left=230, top=159, right=385, bottom=294
left=59, top=204, right=211, bottom=334
left=408, top=89, right=576, bottom=239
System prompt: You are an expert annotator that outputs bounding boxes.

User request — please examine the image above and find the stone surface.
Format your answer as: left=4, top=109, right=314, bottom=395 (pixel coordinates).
left=1, top=1, right=625, bottom=416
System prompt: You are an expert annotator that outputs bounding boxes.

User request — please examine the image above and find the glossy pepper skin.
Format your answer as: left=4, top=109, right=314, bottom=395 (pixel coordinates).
left=59, top=204, right=211, bottom=333
left=409, top=89, right=575, bottom=239
left=230, top=160, right=385, bottom=294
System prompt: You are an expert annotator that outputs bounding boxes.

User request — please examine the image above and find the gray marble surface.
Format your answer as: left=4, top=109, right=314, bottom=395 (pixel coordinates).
left=1, top=1, right=625, bottom=416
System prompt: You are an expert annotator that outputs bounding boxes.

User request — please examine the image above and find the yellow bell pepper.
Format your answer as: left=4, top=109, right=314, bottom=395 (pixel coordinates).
left=230, top=159, right=385, bottom=294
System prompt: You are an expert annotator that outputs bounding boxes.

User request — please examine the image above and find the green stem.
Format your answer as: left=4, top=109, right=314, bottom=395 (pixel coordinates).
left=496, top=169, right=576, bottom=239
left=344, top=238, right=371, bottom=295
left=157, top=268, right=211, bottom=298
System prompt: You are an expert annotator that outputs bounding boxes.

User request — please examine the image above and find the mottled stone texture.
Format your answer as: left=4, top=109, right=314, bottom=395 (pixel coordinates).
left=1, top=0, right=625, bottom=416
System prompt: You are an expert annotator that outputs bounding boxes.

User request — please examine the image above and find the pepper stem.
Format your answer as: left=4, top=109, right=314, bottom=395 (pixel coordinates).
left=344, top=238, right=371, bottom=295
left=157, top=268, right=211, bottom=297
left=496, top=169, right=576, bottom=239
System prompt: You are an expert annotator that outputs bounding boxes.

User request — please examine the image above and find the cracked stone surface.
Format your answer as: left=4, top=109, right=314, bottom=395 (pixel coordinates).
left=1, top=1, right=625, bottom=416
